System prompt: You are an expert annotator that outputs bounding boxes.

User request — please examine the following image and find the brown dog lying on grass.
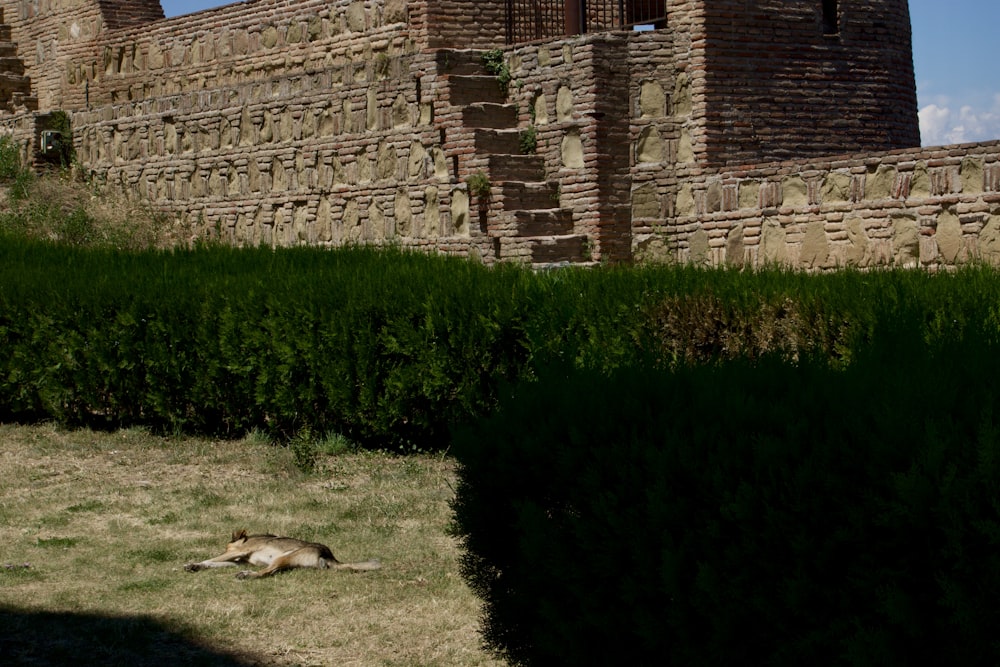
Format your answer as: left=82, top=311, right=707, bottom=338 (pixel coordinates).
left=185, top=530, right=381, bottom=579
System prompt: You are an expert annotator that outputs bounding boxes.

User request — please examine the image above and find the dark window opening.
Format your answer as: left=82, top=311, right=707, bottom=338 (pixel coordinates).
left=822, top=0, right=839, bottom=35
left=626, top=0, right=668, bottom=29
left=505, top=0, right=667, bottom=45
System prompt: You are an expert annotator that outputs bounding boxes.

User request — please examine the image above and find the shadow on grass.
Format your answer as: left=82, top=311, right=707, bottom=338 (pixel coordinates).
left=0, top=607, right=255, bottom=666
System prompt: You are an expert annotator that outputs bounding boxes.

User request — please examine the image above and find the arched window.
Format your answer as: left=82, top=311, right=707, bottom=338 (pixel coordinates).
left=822, top=0, right=839, bottom=35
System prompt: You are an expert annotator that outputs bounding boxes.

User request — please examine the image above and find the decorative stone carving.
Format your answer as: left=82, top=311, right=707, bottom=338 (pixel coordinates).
left=935, top=209, right=963, bottom=264
left=639, top=80, right=665, bottom=118
left=636, top=126, right=664, bottom=164
left=799, top=221, right=829, bottom=269
left=561, top=130, right=584, bottom=169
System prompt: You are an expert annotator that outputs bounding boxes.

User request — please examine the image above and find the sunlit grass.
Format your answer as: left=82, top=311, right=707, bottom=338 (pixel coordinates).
left=0, top=423, right=501, bottom=666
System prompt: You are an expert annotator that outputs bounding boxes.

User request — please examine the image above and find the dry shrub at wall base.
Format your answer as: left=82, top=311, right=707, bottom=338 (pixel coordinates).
left=640, top=267, right=888, bottom=368
left=451, top=335, right=1000, bottom=666
left=645, top=291, right=862, bottom=366
left=0, top=168, right=176, bottom=250
left=648, top=291, right=807, bottom=362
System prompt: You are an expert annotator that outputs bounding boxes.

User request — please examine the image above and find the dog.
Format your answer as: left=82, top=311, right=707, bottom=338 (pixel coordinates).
left=184, top=530, right=381, bottom=579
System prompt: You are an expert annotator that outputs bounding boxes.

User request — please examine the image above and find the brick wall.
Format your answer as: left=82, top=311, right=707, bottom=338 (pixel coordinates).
left=56, top=0, right=493, bottom=255
left=97, top=0, right=164, bottom=29
left=421, top=0, right=507, bottom=49
left=694, top=0, right=919, bottom=167
left=1, top=0, right=107, bottom=109
left=0, top=0, right=963, bottom=269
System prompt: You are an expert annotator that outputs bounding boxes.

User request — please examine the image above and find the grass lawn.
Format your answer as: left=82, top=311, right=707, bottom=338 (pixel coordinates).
left=0, top=424, right=503, bottom=666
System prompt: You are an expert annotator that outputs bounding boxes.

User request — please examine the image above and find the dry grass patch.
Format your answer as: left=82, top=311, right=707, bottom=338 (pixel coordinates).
left=0, top=424, right=503, bottom=666
left=0, top=169, right=186, bottom=250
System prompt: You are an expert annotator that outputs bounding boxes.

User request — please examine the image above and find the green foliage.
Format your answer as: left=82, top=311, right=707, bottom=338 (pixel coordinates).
left=317, top=431, right=357, bottom=456
left=290, top=428, right=320, bottom=473
left=481, top=49, right=512, bottom=95
left=0, top=243, right=542, bottom=449
left=0, top=134, right=34, bottom=202
left=452, top=333, right=1000, bottom=665
left=0, top=135, right=24, bottom=182
left=126, top=548, right=178, bottom=563
left=4, top=238, right=1000, bottom=456
left=465, top=170, right=491, bottom=198
left=518, top=125, right=538, bottom=154
left=0, top=563, right=39, bottom=579
left=36, top=537, right=79, bottom=549
left=43, top=110, right=75, bottom=168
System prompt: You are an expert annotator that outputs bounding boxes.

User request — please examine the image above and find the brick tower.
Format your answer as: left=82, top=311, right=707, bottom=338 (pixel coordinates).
left=673, top=0, right=920, bottom=166
left=422, top=0, right=921, bottom=166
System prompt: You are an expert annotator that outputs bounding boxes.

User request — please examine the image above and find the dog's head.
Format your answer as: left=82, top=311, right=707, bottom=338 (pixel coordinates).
left=229, top=529, right=249, bottom=545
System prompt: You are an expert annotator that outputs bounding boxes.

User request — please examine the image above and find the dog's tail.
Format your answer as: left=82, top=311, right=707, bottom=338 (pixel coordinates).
left=333, top=559, right=382, bottom=572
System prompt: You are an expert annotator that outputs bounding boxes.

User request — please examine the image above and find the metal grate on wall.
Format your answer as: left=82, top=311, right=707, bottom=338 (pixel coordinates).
left=506, top=0, right=667, bottom=45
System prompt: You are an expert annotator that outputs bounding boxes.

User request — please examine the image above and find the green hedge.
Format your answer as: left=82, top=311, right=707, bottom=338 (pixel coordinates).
left=0, top=241, right=533, bottom=446
left=5, top=234, right=1000, bottom=448
left=1, top=239, right=693, bottom=446
left=451, top=333, right=1000, bottom=665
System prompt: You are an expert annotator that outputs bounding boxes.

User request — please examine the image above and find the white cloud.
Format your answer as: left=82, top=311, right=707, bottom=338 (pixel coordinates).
left=918, top=104, right=952, bottom=146
left=919, top=95, right=1000, bottom=146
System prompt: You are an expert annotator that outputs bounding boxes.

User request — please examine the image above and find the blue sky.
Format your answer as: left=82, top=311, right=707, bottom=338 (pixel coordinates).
left=910, top=0, right=1000, bottom=146
left=160, top=0, right=1000, bottom=147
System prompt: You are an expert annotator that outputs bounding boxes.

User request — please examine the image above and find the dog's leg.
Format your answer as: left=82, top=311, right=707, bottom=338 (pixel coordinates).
left=184, top=550, right=252, bottom=572
left=235, top=548, right=321, bottom=579
left=185, top=560, right=240, bottom=572
left=235, top=552, right=297, bottom=579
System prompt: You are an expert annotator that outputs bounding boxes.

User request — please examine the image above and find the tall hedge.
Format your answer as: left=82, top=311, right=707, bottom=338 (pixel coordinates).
left=1, top=239, right=699, bottom=446
left=451, top=331, right=1000, bottom=665
left=5, top=234, right=1000, bottom=449
left=0, top=241, right=536, bottom=446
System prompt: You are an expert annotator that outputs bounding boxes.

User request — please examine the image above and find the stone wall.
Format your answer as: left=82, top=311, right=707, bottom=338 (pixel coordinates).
left=0, top=108, right=41, bottom=166
left=36, top=0, right=494, bottom=254
left=634, top=142, right=1000, bottom=270
left=0, top=0, right=978, bottom=269
left=39, top=0, right=685, bottom=263
left=504, top=32, right=649, bottom=262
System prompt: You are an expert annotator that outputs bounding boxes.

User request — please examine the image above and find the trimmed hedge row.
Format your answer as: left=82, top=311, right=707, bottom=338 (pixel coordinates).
left=4, top=235, right=1000, bottom=448
left=0, top=241, right=536, bottom=446
left=451, top=333, right=1000, bottom=665
left=2, top=239, right=694, bottom=446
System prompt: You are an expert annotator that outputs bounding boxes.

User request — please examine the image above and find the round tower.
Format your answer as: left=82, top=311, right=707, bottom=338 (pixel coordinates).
left=684, top=0, right=919, bottom=166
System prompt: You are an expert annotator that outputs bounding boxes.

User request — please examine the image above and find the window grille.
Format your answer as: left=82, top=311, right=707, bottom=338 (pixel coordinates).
left=506, top=0, right=667, bottom=45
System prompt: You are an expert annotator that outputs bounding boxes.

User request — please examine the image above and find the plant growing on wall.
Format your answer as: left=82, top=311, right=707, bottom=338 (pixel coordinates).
left=481, top=49, right=512, bottom=95
left=519, top=125, right=538, bottom=154
left=0, top=135, right=32, bottom=201
left=466, top=171, right=491, bottom=199
left=0, top=135, right=22, bottom=181
left=466, top=170, right=492, bottom=233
